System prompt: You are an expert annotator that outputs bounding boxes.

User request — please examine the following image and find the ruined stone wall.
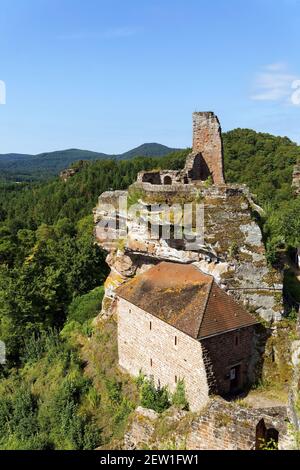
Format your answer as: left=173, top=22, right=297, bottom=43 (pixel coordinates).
left=137, top=170, right=181, bottom=185
left=117, top=297, right=210, bottom=412
left=185, top=400, right=288, bottom=450
left=123, top=399, right=289, bottom=450
left=192, top=112, right=225, bottom=185
left=186, top=413, right=256, bottom=450
left=136, top=112, right=225, bottom=186
left=201, top=327, right=255, bottom=395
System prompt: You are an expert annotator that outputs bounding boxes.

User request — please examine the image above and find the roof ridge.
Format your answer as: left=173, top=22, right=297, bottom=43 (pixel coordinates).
left=196, top=277, right=214, bottom=339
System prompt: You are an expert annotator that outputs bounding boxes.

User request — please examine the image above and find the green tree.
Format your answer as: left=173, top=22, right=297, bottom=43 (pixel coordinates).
left=140, top=377, right=170, bottom=413
left=171, top=379, right=189, bottom=410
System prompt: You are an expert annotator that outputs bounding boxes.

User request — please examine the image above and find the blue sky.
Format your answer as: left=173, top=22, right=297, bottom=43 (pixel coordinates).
left=0, top=0, right=299, bottom=154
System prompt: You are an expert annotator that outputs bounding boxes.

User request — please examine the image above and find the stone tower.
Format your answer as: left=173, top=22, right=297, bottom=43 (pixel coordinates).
left=192, top=112, right=225, bottom=185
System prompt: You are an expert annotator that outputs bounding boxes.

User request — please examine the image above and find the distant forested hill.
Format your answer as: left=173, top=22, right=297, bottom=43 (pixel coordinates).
left=0, top=143, right=180, bottom=181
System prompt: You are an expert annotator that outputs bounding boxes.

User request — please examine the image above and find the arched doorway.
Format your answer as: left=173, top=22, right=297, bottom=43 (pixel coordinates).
left=163, top=175, right=172, bottom=185
left=255, top=419, right=279, bottom=450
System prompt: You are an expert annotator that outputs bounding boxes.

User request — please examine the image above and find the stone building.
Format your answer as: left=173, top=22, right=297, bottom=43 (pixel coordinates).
left=116, top=262, right=257, bottom=412
left=137, top=112, right=225, bottom=186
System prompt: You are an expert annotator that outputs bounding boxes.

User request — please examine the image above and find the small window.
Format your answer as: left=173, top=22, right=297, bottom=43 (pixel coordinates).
left=175, top=336, right=177, bottom=346
left=150, top=358, right=153, bottom=367
left=235, top=333, right=240, bottom=346
left=150, top=321, right=152, bottom=331
left=175, top=375, right=178, bottom=384
left=129, top=309, right=131, bottom=313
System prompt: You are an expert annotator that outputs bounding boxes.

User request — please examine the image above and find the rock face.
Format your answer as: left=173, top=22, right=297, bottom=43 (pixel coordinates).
left=292, top=163, right=300, bottom=195
left=94, top=183, right=283, bottom=322
left=288, top=340, right=300, bottom=432
left=192, top=112, right=225, bottom=184
left=60, top=168, right=79, bottom=182
left=59, top=160, right=85, bottom=182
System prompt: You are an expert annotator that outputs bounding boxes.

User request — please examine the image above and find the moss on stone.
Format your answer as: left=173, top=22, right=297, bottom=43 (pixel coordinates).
left=262, top=270, right=282, bottom=287
left=261, top=323, right=295, bottom=393
left=214, top=412, right=233, bottom=428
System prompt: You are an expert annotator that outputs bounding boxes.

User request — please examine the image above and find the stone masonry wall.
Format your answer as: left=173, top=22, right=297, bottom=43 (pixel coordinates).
left=185, top=400, right=288, bottom=450
left=117, top=297, right=210, bottom=412
left=192, top=112, right=225, bottom=185
left=201, top=327, right=255, bottom=395
left=123, top=399, right=289, bottom=450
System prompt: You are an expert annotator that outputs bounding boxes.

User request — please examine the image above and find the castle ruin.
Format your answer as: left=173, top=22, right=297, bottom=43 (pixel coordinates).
left=137, top=112, right=225, bottom=186
left=94, top=112, right=283, bottom=325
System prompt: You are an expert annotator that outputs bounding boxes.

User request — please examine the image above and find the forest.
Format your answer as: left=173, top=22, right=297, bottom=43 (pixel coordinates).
left=0, top=143, right=178, bottom=181
left=0, top=129, right=299, bottom=449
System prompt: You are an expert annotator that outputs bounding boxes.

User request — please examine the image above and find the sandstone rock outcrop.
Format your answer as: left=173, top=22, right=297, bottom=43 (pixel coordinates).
left=137, top=112, right=225, bottom=185
left=292, top=163, right=300, bottom=196
left=94, top=182, right=283, bottom=322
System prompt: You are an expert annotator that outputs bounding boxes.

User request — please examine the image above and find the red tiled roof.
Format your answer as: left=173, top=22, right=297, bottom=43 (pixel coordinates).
left=116, top=262, right=257, bottom=339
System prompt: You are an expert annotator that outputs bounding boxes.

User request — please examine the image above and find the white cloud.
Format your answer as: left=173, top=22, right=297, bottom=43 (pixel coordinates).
left=251, top=63, right=300, bottom=106
left=0, top=80, right=6, bottom=105
left=264, top=62, right=286, bottom=72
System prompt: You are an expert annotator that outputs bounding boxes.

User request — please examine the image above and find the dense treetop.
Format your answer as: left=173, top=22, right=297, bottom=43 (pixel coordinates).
left=223, top=128, right=299, bottom=206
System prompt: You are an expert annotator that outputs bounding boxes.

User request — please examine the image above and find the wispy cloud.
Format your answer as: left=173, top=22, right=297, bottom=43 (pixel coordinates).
left=0, top=80, right=6, bottom=105
left=251, top=63, right=300, bottom=106
left=58, top=27, right=140, bottom=41
left=264, top=62, right=286, bottom=72
left=291, top=80, right=300, bottom=105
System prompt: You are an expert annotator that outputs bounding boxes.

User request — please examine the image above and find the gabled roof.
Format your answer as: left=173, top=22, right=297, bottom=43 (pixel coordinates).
left=116, top=262, right=257, bottom=339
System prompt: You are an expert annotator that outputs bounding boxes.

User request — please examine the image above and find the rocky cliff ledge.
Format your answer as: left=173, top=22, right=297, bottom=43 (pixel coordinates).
left=93, top=181, right=283, bottom=322
left=292, top=163, right=300, bottom=196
